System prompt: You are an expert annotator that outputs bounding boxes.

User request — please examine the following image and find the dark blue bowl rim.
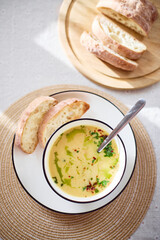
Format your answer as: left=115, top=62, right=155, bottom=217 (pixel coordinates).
left=42, top=118, right=128, bottom=204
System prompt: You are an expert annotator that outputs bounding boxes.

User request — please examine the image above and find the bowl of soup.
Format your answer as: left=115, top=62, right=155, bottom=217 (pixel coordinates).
left=42, top=118, right=127, bottom=203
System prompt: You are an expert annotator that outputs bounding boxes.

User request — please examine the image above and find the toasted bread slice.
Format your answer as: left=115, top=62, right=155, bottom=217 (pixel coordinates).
left=15, top=96, right=58, bottom=153
left=96, top=0, right=158, bottom=36
left=80, top=31, right=138, bottom=71
left=38, top=98, right=90, bottom=148
left=92, top=15, right=147, bottom=60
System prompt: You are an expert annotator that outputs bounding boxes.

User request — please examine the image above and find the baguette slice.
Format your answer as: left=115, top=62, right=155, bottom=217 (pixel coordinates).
left=96, top=0, right=158, bottom=36
left=92, top=15, right=147, bottom=60
left=38, top=98, right=90, bottom=148
left=80, top=31, right=138, bottom=71
left=15, top=96, right=58, bottom=154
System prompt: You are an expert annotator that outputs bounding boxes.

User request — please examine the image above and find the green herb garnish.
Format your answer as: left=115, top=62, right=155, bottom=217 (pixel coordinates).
left=104, top=142, right=114, bottom=157
left=96, top=178, right=109, bottom=187
left=95, top=189, right=99, bottom=193
left=90, top=131, right=99, bottom=139
left=65, top=146, right=73, bottom=157
left=52, top=176, right=58, bottom=184
left=64, top=178, right=71, bottom=186
left=90, top=130, right=114, bottom=157
left=54, top=152, right=63, bottom=184
left=99, top=180, right=109, bottom=187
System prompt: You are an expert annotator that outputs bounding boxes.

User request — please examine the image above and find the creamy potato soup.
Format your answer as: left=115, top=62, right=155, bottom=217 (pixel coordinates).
left=48, top=125, right=119, bottom=198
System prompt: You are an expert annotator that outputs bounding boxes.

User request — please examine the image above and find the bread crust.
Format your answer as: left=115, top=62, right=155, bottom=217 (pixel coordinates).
left=97, top=0, right=158, bottom=36
left=15, top=96, right=58, bottom=153
left=38, top=98, right=90, bottom=148
left=92, top=15, right=146, bottom=60
left=80, top=31, right=138, bottom=71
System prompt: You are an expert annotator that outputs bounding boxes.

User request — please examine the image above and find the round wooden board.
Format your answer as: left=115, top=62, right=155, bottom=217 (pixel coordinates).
left=58, top=0, right=160, bottom=89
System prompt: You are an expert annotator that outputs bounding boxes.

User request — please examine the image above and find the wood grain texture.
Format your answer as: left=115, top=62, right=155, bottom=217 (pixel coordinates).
left=58, top=0, right=160, bottom=89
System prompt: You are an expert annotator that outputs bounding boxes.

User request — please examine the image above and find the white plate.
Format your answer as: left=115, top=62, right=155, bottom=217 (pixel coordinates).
left=12, top=90, right=137, bottom=214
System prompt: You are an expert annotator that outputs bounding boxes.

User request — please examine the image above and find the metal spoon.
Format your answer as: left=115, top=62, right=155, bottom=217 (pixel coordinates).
left=97, top=99, right=146, bottom=153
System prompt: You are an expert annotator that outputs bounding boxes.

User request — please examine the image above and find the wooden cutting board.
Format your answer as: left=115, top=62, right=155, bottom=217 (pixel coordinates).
left=58, top=0, right=160, bottom=89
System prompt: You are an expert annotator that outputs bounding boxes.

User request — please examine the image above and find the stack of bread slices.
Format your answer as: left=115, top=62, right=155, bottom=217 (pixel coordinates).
left=15, top=96, right=90, bottom=154
left=80, top=0, right=158, bottom=71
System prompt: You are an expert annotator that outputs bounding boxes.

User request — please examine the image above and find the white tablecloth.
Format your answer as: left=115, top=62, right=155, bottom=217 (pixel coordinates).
left=0, top=1, right=159, bottom=239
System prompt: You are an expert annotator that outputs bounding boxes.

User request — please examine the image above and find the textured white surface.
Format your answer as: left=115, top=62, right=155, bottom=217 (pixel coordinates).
left=0, top=0, right=159, bottom=239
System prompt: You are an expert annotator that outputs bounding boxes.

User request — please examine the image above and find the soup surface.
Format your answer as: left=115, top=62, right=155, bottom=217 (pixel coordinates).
left=48, top=125, right=119, bottom=198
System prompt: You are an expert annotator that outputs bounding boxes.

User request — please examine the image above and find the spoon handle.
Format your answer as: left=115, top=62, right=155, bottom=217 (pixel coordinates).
left=97, top=99, right=146, bottom=153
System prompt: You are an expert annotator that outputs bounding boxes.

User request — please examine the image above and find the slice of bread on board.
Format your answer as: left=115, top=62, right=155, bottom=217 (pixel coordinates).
left=15, top=96, right=58, bottom=154
left=92, top=15, right=147, bottom=60
left=96, top=0, right=158, bottom=36
left=38, top=98, right=90, bottom=148
left=80, top=31, right=138, bottom=71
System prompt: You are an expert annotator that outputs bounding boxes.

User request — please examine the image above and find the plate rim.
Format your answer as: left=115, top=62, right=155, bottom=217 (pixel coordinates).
left=11, top=89, right=137, bottom=215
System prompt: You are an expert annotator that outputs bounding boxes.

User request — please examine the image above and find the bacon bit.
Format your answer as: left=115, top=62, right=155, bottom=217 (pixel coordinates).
left=93, top=157, right=96, bottom=160
left=111, top=150, right=113, bottom=152
left=91, top=163, right=93, bottom=166
left=68, top=176, right=71, bottom=178
left=86, top=182, right=91, bottom=187
left=84, top=181, right=98, bottom=193
left=74, top=149, right=77, bottom=152
left=100, top=134, right=108, bottom=138
left=98, top=129, right=102, bottom=132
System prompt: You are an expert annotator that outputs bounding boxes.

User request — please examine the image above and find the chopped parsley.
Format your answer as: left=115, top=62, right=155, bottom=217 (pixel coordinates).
left=95, top=189, right=99, bottom=193
left=90, top=130, right=114, bottom=157
left=92, top=159, right=96, bottom=164
left=96, top=177, right=100, bottom=185
left=52, top=176, right=58, bottom=184
left=99, top=180, right=108, bottom=187
left=104, top=142, right=114, bottom=157
left=90, top=131, right=99, bottom=139
left=96, top=177, right=109, bottom=187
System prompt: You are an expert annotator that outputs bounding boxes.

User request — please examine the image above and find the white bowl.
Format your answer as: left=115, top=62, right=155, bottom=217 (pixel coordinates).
left=42, top=118, right=127, bottom=203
